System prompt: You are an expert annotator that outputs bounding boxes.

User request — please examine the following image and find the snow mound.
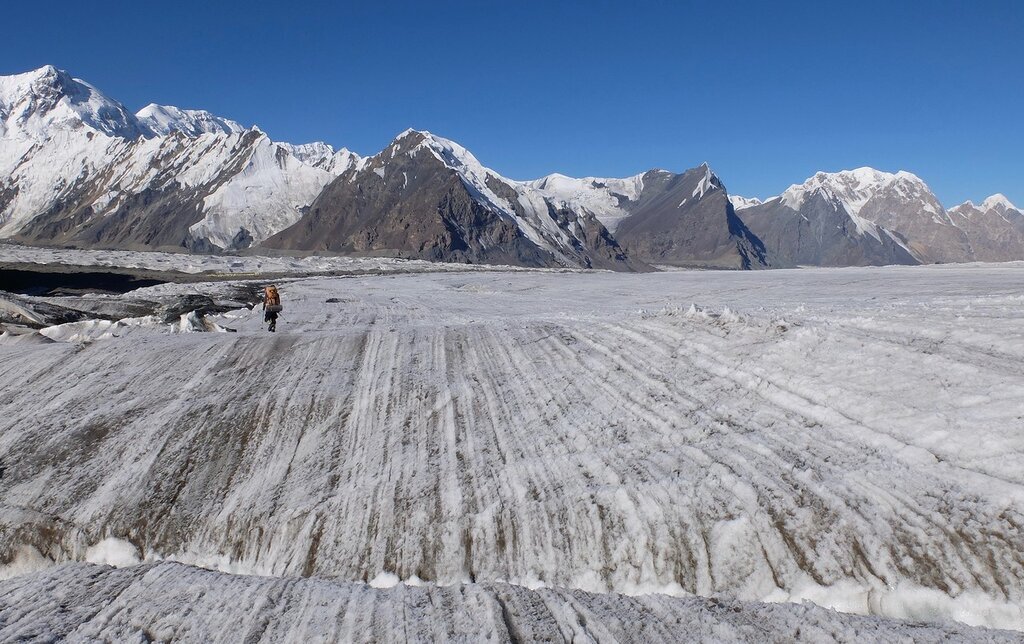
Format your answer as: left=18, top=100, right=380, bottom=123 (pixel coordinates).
left=84, top=538, right=142, bottom=568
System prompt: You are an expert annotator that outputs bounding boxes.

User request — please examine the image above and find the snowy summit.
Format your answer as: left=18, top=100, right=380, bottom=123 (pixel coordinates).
left=135, top=104, right=245, bottom=137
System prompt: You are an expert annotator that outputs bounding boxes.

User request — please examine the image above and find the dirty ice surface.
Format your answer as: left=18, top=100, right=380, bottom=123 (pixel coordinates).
left=1, top=253, right=1024, bottom=639
left=0, top=242, right=544, bottom=277
left=2, top=562, right=1022, bottom=643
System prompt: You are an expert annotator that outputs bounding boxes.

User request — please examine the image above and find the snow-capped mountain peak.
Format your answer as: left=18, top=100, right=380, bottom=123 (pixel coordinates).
left=387, top=130, right=547, bottom=223
left=0, top=65, right=146, bottom=140
left=135, top=103, right=244, bottom=137
left=692, top=163, right=723, bottom=199
left=981, top=193, right=1018, bottom=213
left=0, top=66, right=357, bottom=251
left=263, top=128, right=636, bottom=269
left=384, top=129, right=495, bottom=182
left=949, top=193, right=1023, bottom=223
left=759, top=167, right=980, bottom=263
left=401, top=129, right=488, bottom=174
left=387, top=129, right=510, bottom=207
left=779, top=167, right=939, bottom=218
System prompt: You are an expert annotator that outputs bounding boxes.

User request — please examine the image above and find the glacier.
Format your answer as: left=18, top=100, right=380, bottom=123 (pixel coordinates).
left=1, top=248, right=1024, bottom=639
left=2, top=562, right=1021, bottom=642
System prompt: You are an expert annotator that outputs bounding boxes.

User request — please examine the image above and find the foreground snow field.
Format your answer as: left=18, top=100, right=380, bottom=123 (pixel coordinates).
left=2, top=562, right=1021, bottom=643
left=1, top=251, right=1024, bottom=639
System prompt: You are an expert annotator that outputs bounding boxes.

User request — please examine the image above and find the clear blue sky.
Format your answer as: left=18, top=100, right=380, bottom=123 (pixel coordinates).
left=2, top=0, right=1021, bottom=206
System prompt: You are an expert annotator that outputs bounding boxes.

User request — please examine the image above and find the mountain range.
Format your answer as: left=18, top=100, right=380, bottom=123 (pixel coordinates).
left=1, top=65, right=1021, bottom=270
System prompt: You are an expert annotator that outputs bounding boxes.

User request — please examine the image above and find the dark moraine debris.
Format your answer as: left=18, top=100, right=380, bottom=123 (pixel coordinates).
left=0, top=267, right=166, bottom=296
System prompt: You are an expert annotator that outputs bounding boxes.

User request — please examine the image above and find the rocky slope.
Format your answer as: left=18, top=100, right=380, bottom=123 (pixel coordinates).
left=787, top=168, right=972, bottom=263
left=533, top=167, right=1024, bottom=268
left=737, top=181, right=919, bottom=267
left=263, top=130, right=640, bottom=270
left=531, top=165, right=768, bottom=269
left=732, top=169, right=1024, bottom=266
left=948, top=195, right=1024, bottom=262
left=613, top=166, right=767, bottom=268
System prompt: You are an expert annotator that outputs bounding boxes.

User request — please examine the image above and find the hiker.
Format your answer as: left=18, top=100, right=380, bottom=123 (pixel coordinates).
left=262, top=285, right=283, bottom=332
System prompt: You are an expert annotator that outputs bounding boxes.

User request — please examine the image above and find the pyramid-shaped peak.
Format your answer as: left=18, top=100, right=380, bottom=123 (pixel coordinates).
left=981, top=194, right=1018, bottom=212
left=386, top=128, right=489, bottom=175
left=16, top=64, right=66, bottom=84
left=0, top=65, right=146, bottom=139
left=1, top=65, right=74, bottom=102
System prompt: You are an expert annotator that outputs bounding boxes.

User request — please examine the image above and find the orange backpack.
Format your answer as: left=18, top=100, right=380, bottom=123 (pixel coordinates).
left=265, top=286, right=281, bottom=308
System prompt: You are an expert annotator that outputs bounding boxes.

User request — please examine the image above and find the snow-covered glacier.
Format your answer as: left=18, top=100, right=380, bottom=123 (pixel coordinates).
left=1, top=252, right=1024, bottom=640
left=2, top=562, right=1020, bottom=642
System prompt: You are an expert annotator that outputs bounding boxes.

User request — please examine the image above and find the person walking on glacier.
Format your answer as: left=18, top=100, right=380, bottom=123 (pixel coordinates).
left=262, top=284, right=283, bottom=332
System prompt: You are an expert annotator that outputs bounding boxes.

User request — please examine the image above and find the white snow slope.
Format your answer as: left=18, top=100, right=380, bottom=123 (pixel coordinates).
left=729, top=195, right=763, bottom=210
left=1, top=250, right=1024, bottom=637
left=527, top=172, right=647, bottom=232
left=135, top=104, right=245, bottom=137
left=0, top=66, right=359, bottom=248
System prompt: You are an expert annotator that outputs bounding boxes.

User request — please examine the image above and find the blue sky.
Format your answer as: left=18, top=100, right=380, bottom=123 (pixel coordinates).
left=2, top=0, right=1021, bottom=206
